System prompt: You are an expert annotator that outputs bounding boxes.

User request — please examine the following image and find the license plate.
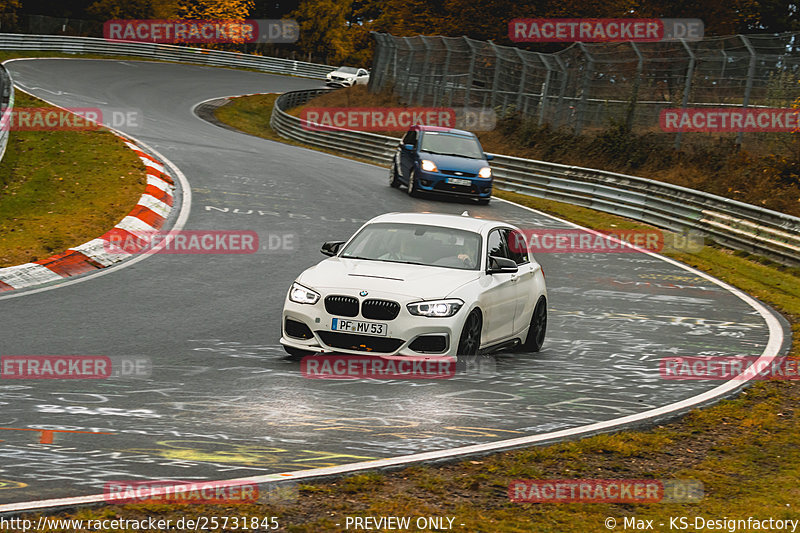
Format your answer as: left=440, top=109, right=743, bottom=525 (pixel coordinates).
left=446, top=177, right=472, bottom=186
left=332, top=318, right=387, bottom=336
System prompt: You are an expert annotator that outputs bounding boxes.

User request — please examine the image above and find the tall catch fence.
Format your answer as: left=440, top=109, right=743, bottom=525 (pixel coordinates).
left=370, top=32, right=800, bottom=145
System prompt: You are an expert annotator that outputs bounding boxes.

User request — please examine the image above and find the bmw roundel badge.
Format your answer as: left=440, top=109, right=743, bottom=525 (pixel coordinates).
left=359, top=290, right=369, bottom=297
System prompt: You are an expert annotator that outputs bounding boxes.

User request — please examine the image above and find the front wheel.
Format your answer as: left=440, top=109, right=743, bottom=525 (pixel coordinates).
left=389, top=162, right=401, bottom=188
left=457, top=310, right=482, bottom=355
left=521, top=296, right=547, bottom=352
left=407, top=169, right=420, bottom=197
left=476, top=198, right=490, bottom=205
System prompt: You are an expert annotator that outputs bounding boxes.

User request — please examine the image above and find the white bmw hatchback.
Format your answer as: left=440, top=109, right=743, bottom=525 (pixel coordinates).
left=280, top=212, right=547, bottom=357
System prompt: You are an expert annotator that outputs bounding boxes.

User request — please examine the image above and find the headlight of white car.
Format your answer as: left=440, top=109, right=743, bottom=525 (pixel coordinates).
left=407, top=299, right=464, bottom=317
left=479, top=167, right=492, bottom=178
left=289, top=282, right=320, bottom=304
left=421, top=160, right=438, bottom=172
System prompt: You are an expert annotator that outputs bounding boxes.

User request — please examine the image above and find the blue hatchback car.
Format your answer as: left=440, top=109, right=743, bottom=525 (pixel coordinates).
left=389, top=125, right=494, bottom=204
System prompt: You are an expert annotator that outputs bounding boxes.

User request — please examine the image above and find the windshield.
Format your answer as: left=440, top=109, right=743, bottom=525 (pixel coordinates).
left=419, top=132, right=484, bottom=159
left=337, top=66, right=359, bottom=74
left=340, top=222, right=482, bottom=270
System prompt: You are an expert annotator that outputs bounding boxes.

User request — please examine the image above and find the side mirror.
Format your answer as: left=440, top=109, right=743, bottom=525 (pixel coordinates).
left=485, top=153, right=494, bottom=161
left=487, top=256, right=518, bottom=274
left=321, top=240, right=345, bottom=257
left=403, top=143, right=415, bottom=151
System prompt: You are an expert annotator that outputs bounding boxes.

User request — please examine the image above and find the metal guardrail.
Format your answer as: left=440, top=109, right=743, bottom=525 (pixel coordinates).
left=271, top=88, right=800, bottom=266
left=0, top=33, right=333, bottom=79
left=0, top=63, right=15, bottom=162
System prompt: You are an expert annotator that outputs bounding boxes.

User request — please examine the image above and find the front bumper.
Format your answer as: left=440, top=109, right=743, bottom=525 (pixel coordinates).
left=414, top=169, right=492, bottom=198
left=281, top=294, right=468, bottom=357
left=325, top=78, right=354, bottom=87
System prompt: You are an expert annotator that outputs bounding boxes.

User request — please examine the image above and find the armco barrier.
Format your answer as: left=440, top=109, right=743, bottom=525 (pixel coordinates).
left=0, top=33, right=332, bottom=79
left=0, top=63, right=14, bottom=162
left=270, top=89, right=800, bottom=266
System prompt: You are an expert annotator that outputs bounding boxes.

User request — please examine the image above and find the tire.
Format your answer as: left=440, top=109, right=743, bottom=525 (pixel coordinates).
left=407, top=169, right=420, bottom=197
left=477, top=198, right=490, bottom=205
left=389, top=162, right=401, bottom=188
left=521, top=297, right=547, bottom=352
left=457, top=310, right=482, bottom=355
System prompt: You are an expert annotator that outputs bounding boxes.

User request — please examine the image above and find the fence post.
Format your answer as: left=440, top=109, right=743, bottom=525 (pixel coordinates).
left=553, top=54, right=569, bottom=128
left=418, top=36, right=433, bottom=105
left=538, top=53, right=555, bottom=125
left=440, top=37, right=453, bottom=108
left=489, top=41, right=502, bottom=110
left=464, top=37, right=478, bottom=108
left=626, top=41, right=644, bottom=131
left=513, top=48, right=528, bottom=116
left=738, top=34, right=757, bottom=147
left=575, top=43, right=594, bottom=135
left=674, top=38, right=696, bottom=149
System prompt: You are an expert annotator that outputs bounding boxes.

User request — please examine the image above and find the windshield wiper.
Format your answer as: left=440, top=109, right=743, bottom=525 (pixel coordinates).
left=341, top=255, right=378, bottom=261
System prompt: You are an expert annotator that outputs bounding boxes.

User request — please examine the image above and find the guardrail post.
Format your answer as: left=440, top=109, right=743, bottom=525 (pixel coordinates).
left=674, top=39, right=696, bottom=149
left=738, top=34, right=757, bottom=147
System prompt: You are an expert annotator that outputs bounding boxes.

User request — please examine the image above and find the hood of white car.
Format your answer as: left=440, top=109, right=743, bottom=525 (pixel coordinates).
left=328, top=70, right=356, bottom=79
left=297, top=257, right=479, bottom=300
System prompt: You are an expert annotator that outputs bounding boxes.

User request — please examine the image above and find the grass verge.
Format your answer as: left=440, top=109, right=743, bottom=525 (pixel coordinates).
left=0, top=90, right=145, bottom=267
left=15, top=87, right=798, bottom=531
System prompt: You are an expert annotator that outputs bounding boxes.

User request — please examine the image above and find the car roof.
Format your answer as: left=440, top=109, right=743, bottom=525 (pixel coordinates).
left=365, top=212, right=512, bottom=233
left=409, top=125, right=475, bottom=136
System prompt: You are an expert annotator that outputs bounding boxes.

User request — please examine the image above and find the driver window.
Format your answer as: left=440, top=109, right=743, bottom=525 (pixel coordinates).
left=486, top=229, right=510, bottom=262
left=401, top=130, right=417, bottom=146
left=504, top=229, right=529, bottom=265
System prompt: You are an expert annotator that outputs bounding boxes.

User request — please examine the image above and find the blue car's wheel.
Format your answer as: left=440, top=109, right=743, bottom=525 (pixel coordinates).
left=407, top=169, right=420, bottom=197
left=389, top=162, right=401, bottom=188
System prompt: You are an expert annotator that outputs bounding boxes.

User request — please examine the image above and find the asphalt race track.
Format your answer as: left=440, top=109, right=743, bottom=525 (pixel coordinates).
left=0, top=59, right=790, bottom=507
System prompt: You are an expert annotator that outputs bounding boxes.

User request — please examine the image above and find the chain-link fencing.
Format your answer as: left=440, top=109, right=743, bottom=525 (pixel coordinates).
left=370, top=32, right=800, bottom=146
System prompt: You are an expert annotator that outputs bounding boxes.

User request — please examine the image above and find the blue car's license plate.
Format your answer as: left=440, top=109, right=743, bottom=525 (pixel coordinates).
left=446, top=177, right=471, bottom=186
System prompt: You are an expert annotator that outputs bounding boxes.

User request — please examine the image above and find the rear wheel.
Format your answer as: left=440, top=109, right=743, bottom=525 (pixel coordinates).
left=389, top=161, right=401, bottom=188
left=457, top=310, right=482, bottom=355
left=521, top=297, right=547, bottom=352
left=407, top=169, right=420, bottom=197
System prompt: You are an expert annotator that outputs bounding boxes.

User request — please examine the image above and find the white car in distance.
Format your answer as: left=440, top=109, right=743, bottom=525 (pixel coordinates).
left=326, top=66, right=370, bottom=87
left=280, top=212, right=547, bottom=358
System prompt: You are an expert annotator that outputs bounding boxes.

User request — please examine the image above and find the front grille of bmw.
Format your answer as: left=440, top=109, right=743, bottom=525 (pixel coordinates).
left=361, top=299, right=401, bottom=320
left=325, top=296, right=401, bottom=320
left=325, top=295, right=359, bottom=317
